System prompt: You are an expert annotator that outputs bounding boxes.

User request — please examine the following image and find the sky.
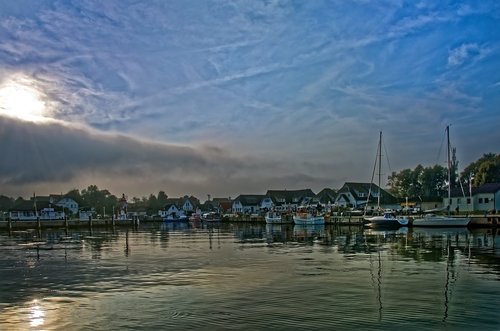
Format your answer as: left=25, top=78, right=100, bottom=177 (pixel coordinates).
left=0, top=0, right=499, bottom=200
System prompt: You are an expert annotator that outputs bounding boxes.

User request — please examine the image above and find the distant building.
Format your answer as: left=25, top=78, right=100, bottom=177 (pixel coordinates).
left=232, top=195, right=266, bottom=214
left=449, top=182, right=500, bottom=213
left=335, top=182, right=399, bottom=211
left=264, top=189, right=317, bottom=211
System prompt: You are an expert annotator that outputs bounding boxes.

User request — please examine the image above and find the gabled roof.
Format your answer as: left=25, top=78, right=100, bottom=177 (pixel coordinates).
left=234, top=194, right=266, bottom=206
left=265, top=189, right=316, bottom=204
left=10, top=200, right=62, bottom=211
left=473, top=182, right=500, bottom=194
left=337, top=182, right=398, bottom=204
left=316, top=188, right=337, bottom=203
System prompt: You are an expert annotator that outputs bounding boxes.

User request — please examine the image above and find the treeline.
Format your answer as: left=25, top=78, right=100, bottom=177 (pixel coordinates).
left=0, top=185, right=172, bottom=215
left=388, top=153, right=500, bottom=199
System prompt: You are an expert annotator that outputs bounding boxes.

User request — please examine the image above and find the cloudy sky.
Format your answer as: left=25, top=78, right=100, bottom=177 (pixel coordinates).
left=0, top=0, right=499, bottom=200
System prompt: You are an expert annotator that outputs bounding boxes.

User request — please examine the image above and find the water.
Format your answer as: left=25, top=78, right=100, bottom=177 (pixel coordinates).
left=0, top=222, right=499, bottom=330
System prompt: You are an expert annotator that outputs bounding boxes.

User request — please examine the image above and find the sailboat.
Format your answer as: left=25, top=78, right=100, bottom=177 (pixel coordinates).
left=413, top=126, right=470, bottom=227
left=364, top=132, right=409, bottom=227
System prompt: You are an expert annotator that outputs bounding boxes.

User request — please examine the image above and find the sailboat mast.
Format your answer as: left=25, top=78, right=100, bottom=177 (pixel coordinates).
left=378, top=131, right=382, bottom=210
left=446, top=125, right=451, bottom=213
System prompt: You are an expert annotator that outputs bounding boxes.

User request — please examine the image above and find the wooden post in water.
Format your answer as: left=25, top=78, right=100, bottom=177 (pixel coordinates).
left=112, top=214, right=116, bottom=227
left=64, top=215, right=69, bottom=230
left=37, top=216, right=41, bottom=231
left=88, top=215, right=93, bottom=230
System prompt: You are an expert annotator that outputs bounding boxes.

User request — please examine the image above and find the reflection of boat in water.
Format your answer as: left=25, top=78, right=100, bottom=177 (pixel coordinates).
left=293, top=224, right=325, bottom=239
left=161, top=221, right=190, bottom=231
left=410, top=227, right=470, bottom=238
left=265, top=223, right=293, bottom=243
left=364, top=226, right=408, bottom=236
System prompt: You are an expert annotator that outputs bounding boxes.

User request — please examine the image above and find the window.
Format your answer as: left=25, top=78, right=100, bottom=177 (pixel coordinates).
left=467, top=198, right=471, bottom=204
left=485, top=198, right=489, bottom=203
left=479, top=198, right=483, bottom=204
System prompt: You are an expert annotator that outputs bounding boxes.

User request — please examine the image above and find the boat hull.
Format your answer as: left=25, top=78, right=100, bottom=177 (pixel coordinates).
left=412, top=216, right=470, bottom=227
left=364, top=213, right=408, bottom=227
left=293, top=216, right=325, bottom=225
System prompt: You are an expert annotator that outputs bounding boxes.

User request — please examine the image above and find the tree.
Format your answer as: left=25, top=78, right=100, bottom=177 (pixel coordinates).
left=388, top=164, right=446, bottom=199
left=65, top=188, right=83, bottom=205
left=461, top=153, right=500, bottom=186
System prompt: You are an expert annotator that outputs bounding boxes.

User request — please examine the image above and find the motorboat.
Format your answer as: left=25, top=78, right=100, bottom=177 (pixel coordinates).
left=293, top=212, right=325, bottom=225
left=364, top=212, right=409, bottom=227
left=412, top=214, right=470, bottom=227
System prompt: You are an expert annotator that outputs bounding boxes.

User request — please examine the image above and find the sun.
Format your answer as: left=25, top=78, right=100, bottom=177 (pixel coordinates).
left=0, top=80, right=48, bottom=122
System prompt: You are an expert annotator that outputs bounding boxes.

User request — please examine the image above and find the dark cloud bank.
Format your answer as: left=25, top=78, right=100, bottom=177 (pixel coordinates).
left=0, top=116, right=330, bottom=198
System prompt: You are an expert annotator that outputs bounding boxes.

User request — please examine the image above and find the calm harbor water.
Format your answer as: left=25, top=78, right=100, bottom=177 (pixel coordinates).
left=0, top=222, right=499, bottom=330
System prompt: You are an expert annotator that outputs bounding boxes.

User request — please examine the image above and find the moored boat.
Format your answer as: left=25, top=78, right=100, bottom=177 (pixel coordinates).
left=164, top=212, right=188, bottom=222
left=364, top=212, right=409, bottom=227
left=265, top=211, right=291, bottom=224
left=201, top=212, right=221, bottom=222
left=412, top=214, right=470, bottom=227
left=293, top=212, right=325, bottom=225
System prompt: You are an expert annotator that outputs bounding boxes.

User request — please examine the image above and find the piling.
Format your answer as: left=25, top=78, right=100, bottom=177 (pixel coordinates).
left=112, top=214, right=116, bottom=227
left=37, top=216, right=41, bottom=231
left=7, top=216, right=12, bottom=232
left=88, top=215, right=93, bottom=230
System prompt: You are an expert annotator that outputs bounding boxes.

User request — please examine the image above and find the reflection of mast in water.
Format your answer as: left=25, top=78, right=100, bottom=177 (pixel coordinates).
left=207, top=224, right=220, bottom=250
left=124, top=229, right=130, bottom=257
left=443, top=236, right=461, bottom=323
left=367, top=235, right=383, bottom=321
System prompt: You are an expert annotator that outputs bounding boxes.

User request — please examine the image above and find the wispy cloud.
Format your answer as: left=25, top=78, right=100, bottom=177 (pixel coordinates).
left=447, top=43, right=489, bottom=67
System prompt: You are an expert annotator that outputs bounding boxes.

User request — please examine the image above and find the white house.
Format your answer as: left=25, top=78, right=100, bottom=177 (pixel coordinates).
left=158, top=204, right=183, bottom=218
left=448, top=182, right=500, bottom=213
left=232, top=195, right=265, bottom=214
left=55, top=198, right=79, bottom=214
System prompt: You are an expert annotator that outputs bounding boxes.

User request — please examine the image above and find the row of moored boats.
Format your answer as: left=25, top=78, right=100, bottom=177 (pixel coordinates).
left=265, top=210, right=471, bottom=228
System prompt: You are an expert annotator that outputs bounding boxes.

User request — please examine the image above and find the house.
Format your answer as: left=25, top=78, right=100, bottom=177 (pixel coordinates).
left=264, top=189, right=317, bottom=211
left=158, top=202, right=182, bottom=218
left=316, top=188, right=337, bottom=206
left=157, top=196, right=200, bottom=217
left=211, top=198, right=233, bottom=213
left=472, top=183, right=500, bottom=212
left=55, top=197, right=79, bottom=215
left=232, top=195, right=266, bottom=214
left=444, top=182, right=500, bottom=213
left=10, top=200, right=65, bottom=221
left=334, top=182, right=399, bottom=211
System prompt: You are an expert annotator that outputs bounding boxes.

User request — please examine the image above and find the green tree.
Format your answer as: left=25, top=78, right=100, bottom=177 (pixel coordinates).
left=461, top=153, right=500, bottom=186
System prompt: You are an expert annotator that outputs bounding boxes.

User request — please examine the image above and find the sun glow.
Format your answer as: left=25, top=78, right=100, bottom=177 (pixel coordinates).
left=0, top=79, right=49, bottom=122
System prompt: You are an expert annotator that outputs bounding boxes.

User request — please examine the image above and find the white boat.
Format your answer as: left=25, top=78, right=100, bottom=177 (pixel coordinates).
left=412, top=214, right=470, bottom=227
left=265, top=211, right=291, bottom=224
left=164, top=212, right=188, bottom=222
left=413, top=126, right=470, bottom=228
left=363, top=132, right=408, bottom=228
left=364, top=212, right=409, bottom=227
left=201, top=212, right=221, bottom=222
left=293, top=212, right=325, bottom=225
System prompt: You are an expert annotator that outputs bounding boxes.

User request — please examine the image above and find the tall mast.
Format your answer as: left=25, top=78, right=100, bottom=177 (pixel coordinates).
left=378, top=131, right=382, bottom=210
left=446, top=125, right=451, bottom=214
